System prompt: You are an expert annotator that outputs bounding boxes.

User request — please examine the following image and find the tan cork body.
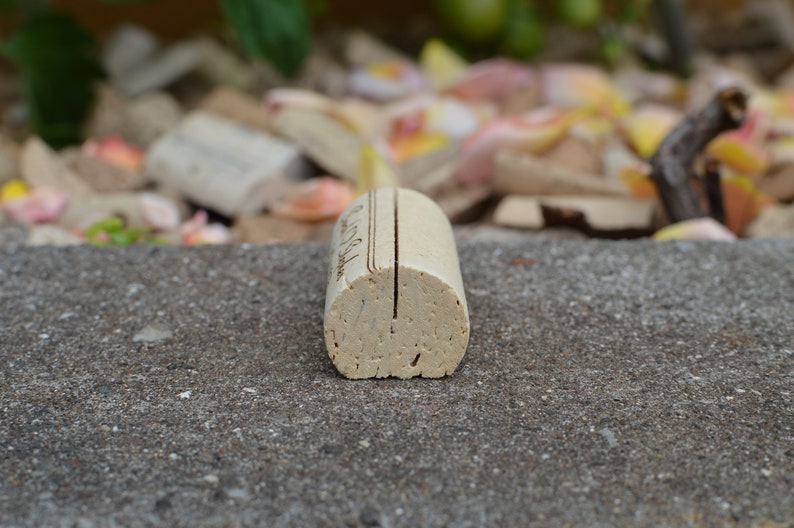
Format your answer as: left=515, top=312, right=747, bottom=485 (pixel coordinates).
left=324, top=188, right=470, bottom=379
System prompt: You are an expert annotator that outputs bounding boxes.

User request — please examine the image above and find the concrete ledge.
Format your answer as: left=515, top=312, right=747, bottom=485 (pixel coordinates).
left=1, top=240, right=793, bottom=527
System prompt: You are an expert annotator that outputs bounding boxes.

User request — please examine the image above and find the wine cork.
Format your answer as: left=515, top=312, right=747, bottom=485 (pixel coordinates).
left=324, top=187, right=470, bottom=379
left=145, top=111, right=307, bottom=216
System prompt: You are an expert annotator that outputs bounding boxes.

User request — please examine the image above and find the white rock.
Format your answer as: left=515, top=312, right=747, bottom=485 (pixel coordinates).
left=226, top=488, right=251, bottom=501
left=133, top=321, right=174, bottom=343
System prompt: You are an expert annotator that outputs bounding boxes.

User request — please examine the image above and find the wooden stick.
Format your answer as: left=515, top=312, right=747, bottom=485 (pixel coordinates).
left=649, top=87, right=747, bottom=223
left=702, top=157, right=725, bottom=225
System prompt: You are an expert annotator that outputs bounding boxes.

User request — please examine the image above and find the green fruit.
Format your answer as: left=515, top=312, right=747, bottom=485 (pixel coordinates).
left=499, top=3, right=544, bottom=58
left=434, top=0, right=509, bottom=44
left=558, top=0, right=602, bottom=29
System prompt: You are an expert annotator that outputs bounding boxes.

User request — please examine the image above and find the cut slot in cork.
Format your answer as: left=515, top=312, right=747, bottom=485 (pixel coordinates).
left=324, top=187, right=470, bottom=379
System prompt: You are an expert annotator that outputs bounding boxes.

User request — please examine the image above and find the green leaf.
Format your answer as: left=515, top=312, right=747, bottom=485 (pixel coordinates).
left=5, top=12, right=103, bottom=148
left=86, top=216, right=125, bottom=237
left=86, top=216, right=152, bottom=246
left=221, top=0, right=311, bottom=77
left=109, top=230, right=136, bottom=245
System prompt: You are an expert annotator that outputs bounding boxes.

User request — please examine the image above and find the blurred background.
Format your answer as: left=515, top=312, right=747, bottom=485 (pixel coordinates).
left=2, top=0, right=793, bottom=244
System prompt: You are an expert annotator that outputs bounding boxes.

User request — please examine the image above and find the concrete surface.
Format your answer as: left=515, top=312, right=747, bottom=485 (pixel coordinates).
left=0, top=240, right=792, bottom=527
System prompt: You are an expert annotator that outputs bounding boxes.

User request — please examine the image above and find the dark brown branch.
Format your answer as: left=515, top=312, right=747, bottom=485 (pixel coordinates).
left=702, top=158, right=725, bottom=225
left=649, top=87, right=747, bottom=223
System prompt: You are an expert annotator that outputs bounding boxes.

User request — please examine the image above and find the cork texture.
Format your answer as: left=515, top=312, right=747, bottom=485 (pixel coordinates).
left=144, top=111, right=305, bottom=216
left=324, top=188, right=469, bottom=378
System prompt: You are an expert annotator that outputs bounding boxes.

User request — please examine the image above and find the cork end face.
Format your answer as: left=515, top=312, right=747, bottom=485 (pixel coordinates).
left=324, top=267, right=469, bottom=379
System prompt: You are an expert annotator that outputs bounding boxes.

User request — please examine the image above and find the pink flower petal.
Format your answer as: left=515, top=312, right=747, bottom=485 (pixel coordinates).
left=271, top=177, right=357, bottom=222
left=82, top=135, right=144, bottom=171
left=184, top=224, right=233, bottom=245
left=379, top=95, right=482, bottom=144
left=653, top=218, right=737, bottom=241
left=444, top=59, right=533, bottom=104
left=2, top=187, right=68, bottom=223
left=455, top=107, right=574, bottom=185
left=139, top=193, right=182, bottom=231
left=181, top=210, right=208, bottom=233
left=180, top=210, right=233, bottom=245
left=348, top=60, right=428, bottom=102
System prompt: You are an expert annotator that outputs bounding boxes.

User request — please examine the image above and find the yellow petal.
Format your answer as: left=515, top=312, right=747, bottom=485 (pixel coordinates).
left=706, top=109, right=770, bottom=177
left=0, top=179, right=30, bottom=202
left=721, top=174, right=774, bottom=235
left=357, top=144, right=399, bottom=194
left=620, top=105, right=682, bottom=158
left=390, top=132, right=450, bottom=163
left=651, top=175, right=770, bottom=237
left=752, top=89, right=786, bottom=118
left=619, top=164, right=657, bottom=198
left=653, top=218, right=736, bottom=241
left=570, top=115, right=615, bottom=143
left=707, top=134, right=769, bottom=177
left=748, top=89, right=794, bottom=137
left=419, top=38, right=469, bottom=92
left=367, top=60, right=406, bottom=79
left=541, top=63, right=630, bottom=117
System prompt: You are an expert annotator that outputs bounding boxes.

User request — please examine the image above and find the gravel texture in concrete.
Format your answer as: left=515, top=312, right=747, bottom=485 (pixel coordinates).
left=1, top=240, right=793, bottom=527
